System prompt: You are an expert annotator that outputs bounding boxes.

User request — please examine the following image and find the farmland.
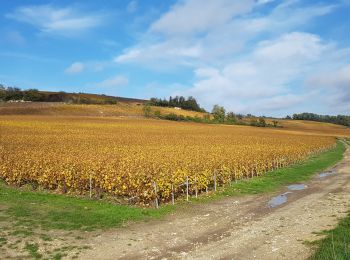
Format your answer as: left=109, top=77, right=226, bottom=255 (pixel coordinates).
left=0, top=115, right=336, bottom=205
left=0, top=113, right=349, bottom=259
left=0, top=101, right=205, bottom=118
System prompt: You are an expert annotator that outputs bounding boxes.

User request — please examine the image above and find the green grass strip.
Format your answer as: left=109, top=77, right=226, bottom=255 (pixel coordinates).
left=0, top=182, right=173, bottom=231
left=220, top=140, right=346, bottom=196
left=311, top=212, right=350, bottom=259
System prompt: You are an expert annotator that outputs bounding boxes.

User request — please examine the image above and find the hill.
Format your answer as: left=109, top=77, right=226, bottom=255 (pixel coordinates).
left=0, top=86, right=147, bottom=104
left=274, top=119, right=350, bottom=137
left=0, top=101, right=206, bottom=118
left=1, top=101, right=350, bottom=138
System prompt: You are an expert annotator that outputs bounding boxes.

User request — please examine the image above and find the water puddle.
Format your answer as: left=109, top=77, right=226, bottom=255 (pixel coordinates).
left=318, top=170, right=336, bottom=178
left=268, top=192, right=292, bottom=208
left=287, top=184, right=307, bottom=191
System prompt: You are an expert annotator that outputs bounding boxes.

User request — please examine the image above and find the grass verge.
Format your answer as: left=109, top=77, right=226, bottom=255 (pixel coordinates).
left=0, top=182, right=173, bottom=231
left=310, top=211, right=350, bottom=259
left=219, top=140, right=346, bottom=197
left=0, top=141, right=346, bottom=232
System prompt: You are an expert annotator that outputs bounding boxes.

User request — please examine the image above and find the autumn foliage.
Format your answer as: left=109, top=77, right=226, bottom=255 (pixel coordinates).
left=0, top=116, right=335, bottom=204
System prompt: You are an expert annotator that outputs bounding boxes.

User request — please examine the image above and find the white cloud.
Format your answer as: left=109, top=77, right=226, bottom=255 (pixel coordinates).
left=256, top=0, right=276, bottom=5
left=150, top=0, right=254, bottom=35
left=307, top=66, right=350, bottom=89
left=179, top=32, right=332, bottom=115
left=95, top=75, right=129, bottom=88
left=115, top=1, right=336, bottom=68
left=248, top=94, right=307, bottom=111
left=127, top=1, right=138, bottom=13
left=112, top=0, right=345, bottom=115
left=254, top=32, right=327, bottom=62
left=306, top=66, right=350, bottom=113
left=6, top=4, right=104, bottom=36
left=114, top=40, right=202, bottom=69
left=115, top=0, right=255, bottom=66
left=65, top=62, right=85, bottom=74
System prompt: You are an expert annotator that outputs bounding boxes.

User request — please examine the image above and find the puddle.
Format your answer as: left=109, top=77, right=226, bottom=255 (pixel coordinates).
left=318, top=170, right=336, bottom=178
left=287, top=184, right=307, bottom=191
left=268, top=192, right=292, bottom=208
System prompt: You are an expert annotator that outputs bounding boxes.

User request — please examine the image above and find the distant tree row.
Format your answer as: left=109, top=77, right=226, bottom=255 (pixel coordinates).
left=0, top=84, right=118, bottom=104
left=0, top=85, right=43, bottom=102
left=143, top=102, right=278, bottom=128
left=210, top=105, right=274, bottom=127
left=290, top=112, right=350, bottom=127
left=149, top=96, right=206, bottom=112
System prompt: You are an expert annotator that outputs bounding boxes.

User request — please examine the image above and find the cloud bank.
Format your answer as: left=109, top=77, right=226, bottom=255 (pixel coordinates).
left=114, top=0, right=348, bottom=116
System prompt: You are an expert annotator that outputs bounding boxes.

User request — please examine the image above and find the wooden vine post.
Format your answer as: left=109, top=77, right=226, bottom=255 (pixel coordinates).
left=214, top=171, right=217, bottom=192
left=171, top=184, right=175, bottom=205
left=186, top=176, right=189, bottom=201
left=153, top=181, right=159, bottom=209
left=89, top=173, right=92, bottom=198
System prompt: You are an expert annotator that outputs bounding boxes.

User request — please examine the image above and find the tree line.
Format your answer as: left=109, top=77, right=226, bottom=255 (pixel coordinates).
left=149, top=96, right=206, bottom=112
left=291, top=113, right=350, bottom=127
left=0, top=85, right=43, bottom=102
left=0, top=85, right=118, bottom=104
left=143, top=103, right=278, bottom=128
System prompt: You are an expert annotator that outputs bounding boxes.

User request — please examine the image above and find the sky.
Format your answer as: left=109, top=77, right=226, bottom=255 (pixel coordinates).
left=0, top=0, right=349, bottom=117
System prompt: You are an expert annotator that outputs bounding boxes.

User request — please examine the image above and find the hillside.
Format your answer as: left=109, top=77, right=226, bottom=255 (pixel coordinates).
left=0, top=87, right=148, bottom=104
left=0, top=101, right=206, bottom=118
left=39, top=91, right=148, bottom=104
left=275, top=119, right=350, bottom=137
left=1, top=101, right=350, bottom=138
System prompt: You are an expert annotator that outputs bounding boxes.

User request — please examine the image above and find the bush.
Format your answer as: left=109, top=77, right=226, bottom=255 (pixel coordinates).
left=258, top=118, right=267, bottom=127
left=142, top=104, right=152, bottom=117
left=4, top=87, right=23, bottom=101
left=211, top=105, right=226, bottom=122
left=163, top=113, right=180, bottom=121
left=23, top=89, right=43, bottom=101
left=104, top=99, right=118, bottom=104
left=154, top=110, right=161, bottom=118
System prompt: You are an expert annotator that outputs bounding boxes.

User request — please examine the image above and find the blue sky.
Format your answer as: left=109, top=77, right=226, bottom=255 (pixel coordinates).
left=0, top=0, right=349, bottom=116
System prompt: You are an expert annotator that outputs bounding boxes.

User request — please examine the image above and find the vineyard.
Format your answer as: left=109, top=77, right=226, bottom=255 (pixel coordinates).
left=0, top=116, right=335, bottom=206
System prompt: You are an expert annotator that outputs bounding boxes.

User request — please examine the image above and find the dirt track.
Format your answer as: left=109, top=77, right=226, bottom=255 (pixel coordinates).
left=80, top=146, right=350, bottom=260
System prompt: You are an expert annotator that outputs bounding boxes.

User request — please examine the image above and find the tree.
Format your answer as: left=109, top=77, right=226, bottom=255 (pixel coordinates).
left=148, top=96, right=205, bottom=112
left=291, top=112, right=350, bottom=127
left=23, top=89, right=43, bottom=101
left=202, top=113, right=211, bottom=122
left=142, top=104, right=152, bottom=117
left=0, top=85, right=5, bottom=101
left=258, top=117, right=266, bottom=127
left=236, top=114, right=244, bottom=120
left=249, top=118, right=258, bottom=126
left=272, top=120, right=279, bottom=127
left=226, top=112, right=237, bottom=123
left=211, top=105, right=226, bottom=122
left=5, top=87, right=23, bottom=100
